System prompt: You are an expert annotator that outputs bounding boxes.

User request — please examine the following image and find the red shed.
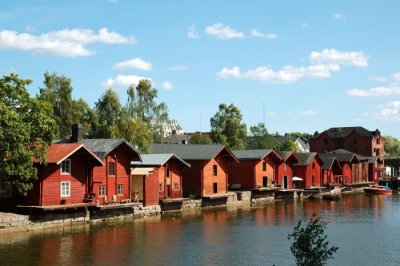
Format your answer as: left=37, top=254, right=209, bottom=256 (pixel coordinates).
left=293, top=153, right=323, bottom=188
left=14, top=143, right=103, bottom=206
left=229, top=149, right=281, bottom=189
left=276, top=151, right=300, bottom=189
left=131, top=153, right=190, bottom=205
left=319, top=154, right=342, bottom=186
left=81, top=139, right=141, bottom=205
left=152, top=144, right=238, bottom=198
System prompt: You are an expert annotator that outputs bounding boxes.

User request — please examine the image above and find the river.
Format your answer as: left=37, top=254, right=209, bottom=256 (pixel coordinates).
left=1, top=192, right=399, bottom=266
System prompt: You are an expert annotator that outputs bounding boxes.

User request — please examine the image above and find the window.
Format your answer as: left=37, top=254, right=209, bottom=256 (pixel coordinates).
left=213, top=165, right=218, bottom=176
left=262, top=162, right=267, bottom=172
left=117, top=184, right=123, bottom=195
left=284, top=163, right=287, bottom=171
left=166, top=167, right=170, bottom=177
left=213, top=182, right=218, bottom=193
left=98, top=185, right=105, bottom=196
left=0, top=183, right=12, bottom=198
left=108, top=162, right=115, bottom=175
left=173, top=182, right=179, bottom=190
left=60, top=181, right=70, bottom=197
left=159, top=182, right=163, bottom=192
left=377, top=138, right=380, bottom=144
left=324, top=138, right=328, bottom=145
left=61, top=159, right=71, bottom=174
left=312, top=162, right=315, bottom=169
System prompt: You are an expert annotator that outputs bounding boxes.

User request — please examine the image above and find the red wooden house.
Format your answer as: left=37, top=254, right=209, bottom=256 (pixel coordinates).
left=131, top=153, right=190, bottom=205
left=321, top=149, right=360, bottom=185
left=0, top=143, right=104, bottom=207
left=151, top=144, right=238, bottom=198
left=276, top=151, right=300, bottom=189
left=319, top=154, right=342, bottom=186
left=293, top=153, right=323, bottom=188
left=80, top=139, right=141, bottom=205
left=229, top=149, right=281, bottom=189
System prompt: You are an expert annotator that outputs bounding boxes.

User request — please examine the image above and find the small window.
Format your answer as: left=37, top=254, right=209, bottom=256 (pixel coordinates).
left=324, top=138, right=328, bottom=145
left=98, top=185, right=105, bottom=196
left=213, top=182, right=218, bottom=193
left=166, top=167, right=170, bottom=177
left=377, top=138, right=380, bottom=144
left=0, top=183, right=12, bottom=198
left=284, top=163, right=287, bottom=171
left=173, top=182, right=179, bottom=190
left=312, top=162, right=315, bottom=169
left=60, top=181, right=70, bottom=197
left=61, top=159, right=71, bottom=174
left=213, top=165, right=218, bottom=176
left=108, top=162, right=115, bottom=176
left=117, top=184, right=123, bottom=195
left=262, top=162, right=267, bottom=172
left=159, top=182, right=163, bottom=192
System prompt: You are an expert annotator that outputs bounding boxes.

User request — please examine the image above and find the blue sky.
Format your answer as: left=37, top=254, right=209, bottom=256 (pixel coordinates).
left=1, top=1, right=400, bottom=138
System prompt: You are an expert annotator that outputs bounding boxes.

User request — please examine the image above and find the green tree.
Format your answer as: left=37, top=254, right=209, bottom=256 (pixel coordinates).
left=247, top=122, right=278, bottom=149
left=126, top=80, right=169, bottom=143
left=38, top=72, right=75, bottom=138
left=277, top=138, right=298, bottom=152
left=0, top=74, right=58, bottom=195
left=190, top=133, right=212, bottom=144
left=288, top=213, right=339, bottom=266
left=384, top=135, right=400, bottom=159
left=94, top=89, right=123, bottom=138
left=210, top=103, right=247, bottom=149
left=119, top=113, right=153, bottom=153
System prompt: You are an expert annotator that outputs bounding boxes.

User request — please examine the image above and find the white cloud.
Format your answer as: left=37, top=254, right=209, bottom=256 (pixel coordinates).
left=301, top=110, right=318, bottom=116
left=373, top=101, right=400, bottom=121
left=333, top=13, right=346, bottom=21
left=310, top=49, right=368, bottom=67
left=187, top=24, right=199, bottom=39
left=347, top=87, right=400, bottom=97
left=216, top=49, right=367, bottom=83
left=102, top=74, right=150, bottom=89
left=205, top=23, right=245, bottom=40
left=113, top=58, right=152, bottom=71
left=161, top=81, right=173, bottom=90
left=167, top=65, right=188, bottom=71
left=0, top=28, right=135, bottom=57
left=392, top=72, right=400, bottom=83
left=216, top=66, right=241, bottom=79
left=369, top=76, right=388, bottom=82
left=250, top=29, right=277, bottom=39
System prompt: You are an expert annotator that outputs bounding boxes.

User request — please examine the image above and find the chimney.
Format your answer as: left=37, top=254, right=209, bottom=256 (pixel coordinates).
left=70, top=124, right=83, bottom=143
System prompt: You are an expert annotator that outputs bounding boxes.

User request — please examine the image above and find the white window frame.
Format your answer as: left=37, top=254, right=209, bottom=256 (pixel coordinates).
left=117, top=184, right=123, bottom=195
left=60, top=181, right=71, bottom=197
left=0, top=182, right=12, bottom=198
left=61, top=159, right=71, bottom=174
left=173, top=182, right=179, bottom=190
left=98, top=185, right=105, bottom=197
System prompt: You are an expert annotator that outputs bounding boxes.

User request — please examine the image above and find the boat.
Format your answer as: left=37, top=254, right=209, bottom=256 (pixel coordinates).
left=363, top=186, right=393, bottom=195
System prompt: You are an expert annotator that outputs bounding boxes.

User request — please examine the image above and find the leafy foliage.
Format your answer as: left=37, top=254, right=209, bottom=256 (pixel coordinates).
left=0, top=74, right=58, bottom=195
left=277, top=138, right=298, bottom=152
left=210, top=103, right=247, bottom=149
left=384, top=135, right=400, bottom=159
left=94, top=88, right=122, bottom=138
left=247, top=122, right=278, bottom=149
left=190, top=133, right=212, bottom=144
left=288, top=213, right=339, bottom=266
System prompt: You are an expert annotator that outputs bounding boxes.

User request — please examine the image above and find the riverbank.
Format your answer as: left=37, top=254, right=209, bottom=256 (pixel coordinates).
left=0, top=187, right=367, bottom=234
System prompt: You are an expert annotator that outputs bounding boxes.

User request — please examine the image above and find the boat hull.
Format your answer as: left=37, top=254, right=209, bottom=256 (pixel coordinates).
left=364, top=188, right=393, bottom=195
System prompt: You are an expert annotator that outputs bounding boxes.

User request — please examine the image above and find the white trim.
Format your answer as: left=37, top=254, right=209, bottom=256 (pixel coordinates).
left=56, top=144, right=104, bottom=166
left=60, top=181, right=71, bottom=197
left=98, top=184, right=105, bottom=197
left=61, top=159, right=71, bottom=174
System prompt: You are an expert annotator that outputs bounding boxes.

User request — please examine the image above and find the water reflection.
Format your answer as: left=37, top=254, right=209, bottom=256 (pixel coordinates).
left=0, top=193, right=399, bottom=265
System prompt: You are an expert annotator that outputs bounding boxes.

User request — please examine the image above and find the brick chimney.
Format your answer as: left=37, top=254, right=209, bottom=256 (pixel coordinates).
left=70, top=124, right=83, bottom=143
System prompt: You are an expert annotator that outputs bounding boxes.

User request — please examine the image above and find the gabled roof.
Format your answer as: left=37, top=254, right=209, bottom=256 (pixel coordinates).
left=318, top=154, right=342, bottom=170
left=45, top=143, right=103, bottom=165
left=326, top=149, right=360, bottom=163
left=276, top=151, right=300, bottom=163
left=294, top=152, right=321, bottom=166
left=232, top=149, right=281, bottom=161
left=151, top=144, right=238, bottom=162
left=80, top=138, right=141, bottom=161
left=132, top=153, right=190, bottom=168
left=314, top=126, right=380, bottom=139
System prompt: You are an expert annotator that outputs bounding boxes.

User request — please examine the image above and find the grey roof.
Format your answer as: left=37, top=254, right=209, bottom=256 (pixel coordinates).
left=294, top=152, right=319, bottom=166
left=80, top=138, right=141, bottom=160
left=325, top=149, right=360, bottom=163
left=163, top=134, right=191, bottom=144
left=314, top=126, right=379, bottom=139
left=233, top=149, right=281, bottom=160
left=132, top=153, right=190, bottom=168
left=151, top=144, right=237, bottom=161
left=318, top=154, right=341, bottom=170
left=277, top=151, right=299, bottom=162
